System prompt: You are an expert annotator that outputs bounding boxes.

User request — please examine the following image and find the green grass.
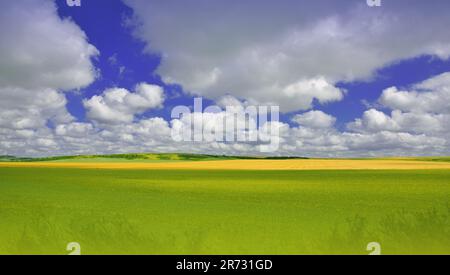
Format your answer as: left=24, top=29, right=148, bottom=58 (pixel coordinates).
left=0, top=167, right=449, bottom=255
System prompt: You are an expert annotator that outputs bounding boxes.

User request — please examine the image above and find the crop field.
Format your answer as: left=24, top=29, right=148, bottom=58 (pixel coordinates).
left=0, top=157, right=449, bottom=255
left=1, top=158, right=450, bottom=170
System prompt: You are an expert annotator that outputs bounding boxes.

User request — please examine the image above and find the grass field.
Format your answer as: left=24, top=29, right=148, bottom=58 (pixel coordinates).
left=0, top=159, right=449, bottom=255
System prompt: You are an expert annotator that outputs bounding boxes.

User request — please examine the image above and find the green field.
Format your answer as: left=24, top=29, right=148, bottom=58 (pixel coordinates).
left=0, top=166, right=449, bottom=255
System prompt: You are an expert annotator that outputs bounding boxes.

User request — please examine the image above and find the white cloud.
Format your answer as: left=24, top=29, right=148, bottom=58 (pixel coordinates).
left=84, top=83, right=165, bottom=124
left=55, top=122, right=95, bottom=138
left=124, top=0, right=450, bottom=112
left=348, top=109, right=399, bottom=133
left=0, top=87, right=73, bottom=130
left=0, top=0, right=98, bottom=156
left=351, top=72, right=450, bottom=137
left=293, top=110, right=336, bottom=129
left=345, top=71, right=450, bottom=155
left=349, top=109, right=447, bottom=135
left=380, top=73, right=450, bottom=114
left=0, top=0, right=99, bottom=90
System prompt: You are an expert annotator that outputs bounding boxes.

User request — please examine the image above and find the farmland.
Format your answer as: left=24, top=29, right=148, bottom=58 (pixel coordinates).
left=0, top=156, right=449, bottom=255
left=1, top=157, right=450, bottom=170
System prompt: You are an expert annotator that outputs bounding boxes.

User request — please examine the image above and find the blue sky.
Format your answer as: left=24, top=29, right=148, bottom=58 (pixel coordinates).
left=1, top=0, right=450, bottom=157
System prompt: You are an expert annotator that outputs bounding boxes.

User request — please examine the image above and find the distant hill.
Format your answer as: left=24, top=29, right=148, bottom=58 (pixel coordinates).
left=3, top=153, right=448, bottom=163
left=0, top=155, right=35, bottom=162
left=0, top=153, right=309, bottom=162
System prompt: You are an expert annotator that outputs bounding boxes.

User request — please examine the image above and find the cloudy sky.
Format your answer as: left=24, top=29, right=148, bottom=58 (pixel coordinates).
left=1, top=0, right=450, bottom=157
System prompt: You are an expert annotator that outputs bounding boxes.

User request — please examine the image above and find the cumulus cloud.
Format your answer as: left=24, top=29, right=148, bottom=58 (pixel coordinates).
left=0, top=0, right=99, bottom=90
left=350, top=72, right=450, bottom=136
left=124, top=0, right=450, bottom=112
left=55, top=122, right=95, bottom=138
left=84, top=83, right=165, bottom=124
left=345, top=71, right=450, bottom=155
left=348, top=109, right=399, bottom=133
left=0, top=0, right=98, bottom=156
left=293, top=110, right=336, bottom=129
left=0, top=87, right=73, bottom=130
left=380, top=73, right=450, bottom=114
left=348, top=109, right=447, bottom=135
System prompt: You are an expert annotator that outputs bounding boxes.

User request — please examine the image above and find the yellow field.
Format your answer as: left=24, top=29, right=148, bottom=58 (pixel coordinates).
left=1, top=159, right=450, bottom=170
